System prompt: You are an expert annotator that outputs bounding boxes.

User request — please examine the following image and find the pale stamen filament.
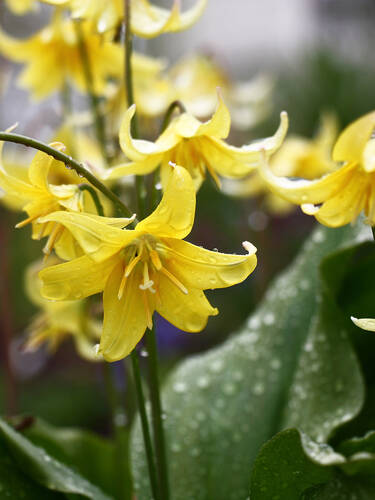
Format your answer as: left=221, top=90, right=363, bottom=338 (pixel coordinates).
left=141, top=290, right=153, bottom=330
left=15, top=214, right=39, bottom=229
left=117, top=265, right=128, bottom=300
left=124, top=251, right=142, bottom=278
left=160, top=266, right=188, bottom=295
left=43, top=223, right=64, bottom=262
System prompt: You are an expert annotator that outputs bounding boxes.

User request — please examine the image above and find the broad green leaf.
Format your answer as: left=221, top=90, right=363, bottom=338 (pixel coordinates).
left=0, top=418, right=112, bottom=500
left=0, top=451, right=64, bottom=499
left=132, top=223, right=370, bottom=500
left=23, top=418, right=120, bottom=499
left=250, top=428, right=375, bottom=499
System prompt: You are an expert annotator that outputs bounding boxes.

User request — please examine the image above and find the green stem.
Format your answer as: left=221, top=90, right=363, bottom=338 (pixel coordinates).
left=161, top=100, right=186, bottom=133
left=79, top=184, right=104, bottom=216
left=145, top=325, right=170, bottom=500
left=130, top=352, right=160, bottom=500
left=124, top=0, right=145, bottom=219
left=75, top=21, right=110, bottom=165
left=103, top=363, right=132, bottom=500
left=0, top=132, right=135, bottom=219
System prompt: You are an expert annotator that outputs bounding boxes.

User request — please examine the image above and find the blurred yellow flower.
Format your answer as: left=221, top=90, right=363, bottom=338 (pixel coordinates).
left=45, top=0, right=207, bottom=37
left=0, top=14, right=123, bottom=99
left=24, top=259, right=101, bottom=360
left=105, top=96, right=288, bottom=190
left=4, top=0, right=37, bottom=14
left=259, top=111, right=375, bottom=227
left=39, top=165, right=257, bottom=361
left=0, top=137, right=120, bottom=260
left=223, top=114, right=338, bottom=215
left=135, top=55, right=274, bottom=129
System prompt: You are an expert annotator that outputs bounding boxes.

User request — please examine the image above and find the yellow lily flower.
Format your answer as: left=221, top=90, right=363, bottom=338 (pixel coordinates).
left=0, top=137, right=119, bottom=261
left=4, top=0, right=37, bottom=14
left=45, top=0, right=207, bottom=37
left=105, top=97, right=288, bottom=190
left=39, top=165, right=257, bottom=361
left=258, top=111, right=375, bottom=227
left=24, top=259, right=101, bottom=361
left=0, top=14, right=123, bottom=99
left=223, top=114, right=338, bottom=215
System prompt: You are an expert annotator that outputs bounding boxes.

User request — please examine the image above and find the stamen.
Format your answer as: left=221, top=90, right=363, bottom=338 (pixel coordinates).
left=161, top=266, right=188, bottom=294
left=125, top=253, right=141, bottom=277
left=150, top=249, right=162, bottom=270
left=43, top=223, right=63, bottom=262
left=37, top=222, right=47, bottom=240
left=15, top=215, right=38, bottom=228
left=118, top=266, right=128, bottom=300
left=139, top=262, right=156, bottom=293
left=141, top=291, right=153, bottom=330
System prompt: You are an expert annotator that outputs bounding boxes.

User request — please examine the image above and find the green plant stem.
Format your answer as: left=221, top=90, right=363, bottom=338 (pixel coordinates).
left=124, top=0, right=145, bottom=219
left=103, top=363, right=132, bottom=500
left=130, top=352, right=160, bottom=500
left=0, top=132, right=135, bottom=219
left=78, top=184, right=104, bottom=216
left=145, top=325, right=170, bottom=500
left=75, top=21, right=110, bottom=165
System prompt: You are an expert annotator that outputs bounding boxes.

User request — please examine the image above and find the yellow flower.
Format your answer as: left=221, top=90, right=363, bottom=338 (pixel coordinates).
left=105, top=96, right=288, bottom=190
left=0, top=14, right=123, bottom=99
left=223, top=114, right=338, bottom=215
left=259, top=111, right=375, bottom=227
left=0, top=137, right=118, bottom=260
left=39, top=165, right=257, bottom=361
left=24, top=259, right=101, bottom=360
left=135, top=54, right=274, bottom=129
left=45, top=0, right=207, bottom=37
left=4, top=0, right=37, bottom=14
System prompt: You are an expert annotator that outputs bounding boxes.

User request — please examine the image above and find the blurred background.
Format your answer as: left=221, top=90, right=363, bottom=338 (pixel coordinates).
left=0, top=0, right=374, bottom=431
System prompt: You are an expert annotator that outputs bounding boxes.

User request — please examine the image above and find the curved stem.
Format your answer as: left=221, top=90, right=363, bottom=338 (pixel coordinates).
left=145, top=325, right=170, bottom=500
left=0, top=132, right=136, bottom=220
left=124, top=0, right=145, bottom=219
left=161, top=100, right=186, bottom=133
left=75, top=21, right=110, bottom=165
left=79, top=184, right=104, bottom=216
left=130, top=352, right=160, bottom=500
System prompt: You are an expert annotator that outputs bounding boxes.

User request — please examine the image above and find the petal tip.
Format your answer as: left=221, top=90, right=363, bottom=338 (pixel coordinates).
left=242, top=241, right=257, bottom=254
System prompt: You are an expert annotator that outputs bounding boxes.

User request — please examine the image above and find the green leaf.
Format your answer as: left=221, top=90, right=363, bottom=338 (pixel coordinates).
left=132, top=223, right=370, bottom=500
left=0, top=451, right=64, bottom=499
left=23, top=418, right=119, bottom=499
left=0, top=418, right=112, bottom=500
left=250, top=428, right=375, bottom=500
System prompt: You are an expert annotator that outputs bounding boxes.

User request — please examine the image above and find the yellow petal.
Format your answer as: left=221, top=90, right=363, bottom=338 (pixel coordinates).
left=258, top=153, right=356, bottom=206
left=40, top=253, right=119, bottom=301
left=199, top=111, right=288, bottom=178
left=132, top=0, right=208, bottom=39
left=333, top=111, right=375, bottom=162
left=136, top=164, right=195, bottom=239
left=100, top=263, right=150, bottom=361
left=161, top=238, right=257, bottom=290
left=156, top=273, right=218, bottom=332
left=104, top=157, right=161, bottom=180
left=195, top=91, right=231, bottom=139
left=351, top=316, right=375, bottom=332
left=38, top=211, right=136, bottom=261
left=301, top=167, right=368, bottom=227
left=28, top=145, right=65, bottom=190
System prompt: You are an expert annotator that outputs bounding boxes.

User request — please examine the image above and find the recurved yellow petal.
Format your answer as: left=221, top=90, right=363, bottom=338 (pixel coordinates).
left=132, top=0, right=208, bottom=38
left=100, top=263, right=151, bottom=361
left=351, top=316, right=375, bottom=332
left=38, top=211, right=136, bottom=261
left=136, top=164, right=195, bottom=239
left=162, top=239, right=257, bottom=289
left=194, top=91, right=231, bottom=139
left=40, top=253, right=119, bottom=301
left=333, top=111, right=375, bottom=162
left=258, top=154, right=356, bottom=206
left=156, top=273, right=218, bottom=332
